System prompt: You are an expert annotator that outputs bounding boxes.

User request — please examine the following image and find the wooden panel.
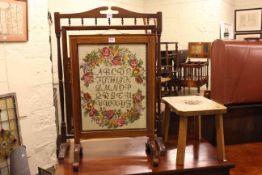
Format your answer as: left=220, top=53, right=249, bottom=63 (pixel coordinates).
left=195, top=105, right=262, bottom=145
left=223, top=105, right=262, bottom=144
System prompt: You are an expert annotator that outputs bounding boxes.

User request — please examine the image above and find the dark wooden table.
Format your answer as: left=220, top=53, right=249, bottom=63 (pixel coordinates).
left=55, top=137, right=234, bottom=175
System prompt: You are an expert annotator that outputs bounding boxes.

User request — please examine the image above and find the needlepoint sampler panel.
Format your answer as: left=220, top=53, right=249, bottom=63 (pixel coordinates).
left=79, top=44, right=147, bottom=131
left=70, top=35, right=156, bottom=137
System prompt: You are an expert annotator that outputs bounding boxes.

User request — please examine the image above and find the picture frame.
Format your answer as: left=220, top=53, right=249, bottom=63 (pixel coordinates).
left=0, top=93, right=22, bottom=145
left=220, top=22, right=234, bottom=40
left=235, top=8, right=262, bottom=32
left=188, top=42, right=211, bottom=58
left=0, top=93, right=22, bottom=172
left=0, top=0, right=28, bottom=42
left=235, top=33, right=261, bottom=40
left=38, top=167, right=52, bottom=175
left=69, top=34, right=156, bottom=140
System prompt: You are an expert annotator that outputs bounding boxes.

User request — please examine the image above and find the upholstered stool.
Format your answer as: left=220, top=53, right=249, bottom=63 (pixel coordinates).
left=162, top=96, right=227, bottom=165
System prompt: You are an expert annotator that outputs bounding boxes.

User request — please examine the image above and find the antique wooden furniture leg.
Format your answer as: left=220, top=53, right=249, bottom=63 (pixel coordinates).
left=58, top=142, right=69, bottom=163
left=197, top=86, right=200, bottom=93
left=215, top=114, right=225, bottom=161
left=73, top=143, right=81, bottom=172
left=155, top=100, right=166, bottom=153
left=55, top=13, right=70, bottom=162
left=176, top=116, right=188, bottom=165
left=153, top=140, right=160, bottom=166
left=146, top=138, right=160, bottom=166
left=163, top=103, right=171, bottom=142
left=154, top=104, right=166, bottom=154
left=156, top=138, right=165, bottom=154
left=194, top=115, right=202, bottom=140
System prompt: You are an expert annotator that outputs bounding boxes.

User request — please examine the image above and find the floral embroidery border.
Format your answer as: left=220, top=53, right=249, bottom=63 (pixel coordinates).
left=80, top=45, right=146, bottom=129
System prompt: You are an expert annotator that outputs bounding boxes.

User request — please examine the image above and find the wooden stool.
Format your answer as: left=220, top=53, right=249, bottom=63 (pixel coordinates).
left=162, top=96, right=227, bottom=165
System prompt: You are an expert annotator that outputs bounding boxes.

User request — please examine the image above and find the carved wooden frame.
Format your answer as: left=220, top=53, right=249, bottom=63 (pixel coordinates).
left=54, top=6, right=162, bottom=137
left=70, top=34, right=156, bottom=140
left=54, top=6, right=162, bottom=171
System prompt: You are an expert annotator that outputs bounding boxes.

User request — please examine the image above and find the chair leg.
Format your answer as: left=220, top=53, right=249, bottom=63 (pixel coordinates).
left=73, top=144, right=81, bottom=171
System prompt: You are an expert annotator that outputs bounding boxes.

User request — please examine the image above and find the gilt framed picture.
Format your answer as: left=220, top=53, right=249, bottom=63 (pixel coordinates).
left=235, top=8, right=262, bottom=32
left=0, top=0, right=28, bottom=42
left=69, top=35, right=156, bottom=139
left=188, top=42, right=211, bottom=58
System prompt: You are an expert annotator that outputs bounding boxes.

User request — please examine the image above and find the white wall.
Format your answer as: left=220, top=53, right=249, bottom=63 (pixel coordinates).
left=144, top=0, right=234, bottom=49
left=234, top=0, right=262, bottom=9
left=0, top=0, right=57, bottom=174
left=220, top=0, right=235, bottom=29
left=48, top=0, right=144, bottom=14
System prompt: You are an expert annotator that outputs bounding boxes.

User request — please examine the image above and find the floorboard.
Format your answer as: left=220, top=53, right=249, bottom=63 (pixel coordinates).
left=226, top=142, right=262, bottom=175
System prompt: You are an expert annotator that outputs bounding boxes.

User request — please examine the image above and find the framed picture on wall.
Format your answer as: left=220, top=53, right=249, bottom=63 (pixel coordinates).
left=0, top=0, right=28, bottom=42
left=188, top=42, right=211, bottom=58
left=235, top=8, right=262, bottom=32
left=235, top=33, right=261, bottom=40
left=220, top=22, right=234, bottom=40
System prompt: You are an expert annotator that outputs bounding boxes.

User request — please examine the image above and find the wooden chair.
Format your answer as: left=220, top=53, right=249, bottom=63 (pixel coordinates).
left=177, top=42, right=211, bottom=93
left=160, top=42, right=178, bottom=96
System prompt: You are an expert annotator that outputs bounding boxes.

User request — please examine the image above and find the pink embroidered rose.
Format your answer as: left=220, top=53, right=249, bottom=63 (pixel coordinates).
left=89, top=108, right=98, bottom=118
left=112, top=56, right=122, bottom=65
left=81, top=72, right=94, bottom=85
left=117, top=118, right=126, bottom=127
left=104, top=110, right=115, bottom=120
left=130, top=58, right=138, bottom=68
left=101, top=47, right=111, bottom=58
left=135, top=104, right=143, bottom=113
left=133, top=91, right=144, bottom=103
left=135, top=75, right=143, bottom=84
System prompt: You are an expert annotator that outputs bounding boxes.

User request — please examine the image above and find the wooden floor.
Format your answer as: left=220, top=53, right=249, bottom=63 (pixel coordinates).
left=226, top=142, right=262, bottom=175
left=55, top=137, right=234, bottom=175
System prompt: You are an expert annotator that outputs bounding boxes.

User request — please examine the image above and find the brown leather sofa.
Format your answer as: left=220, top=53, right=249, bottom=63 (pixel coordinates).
left=211, top=39, right=262, bottom=105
